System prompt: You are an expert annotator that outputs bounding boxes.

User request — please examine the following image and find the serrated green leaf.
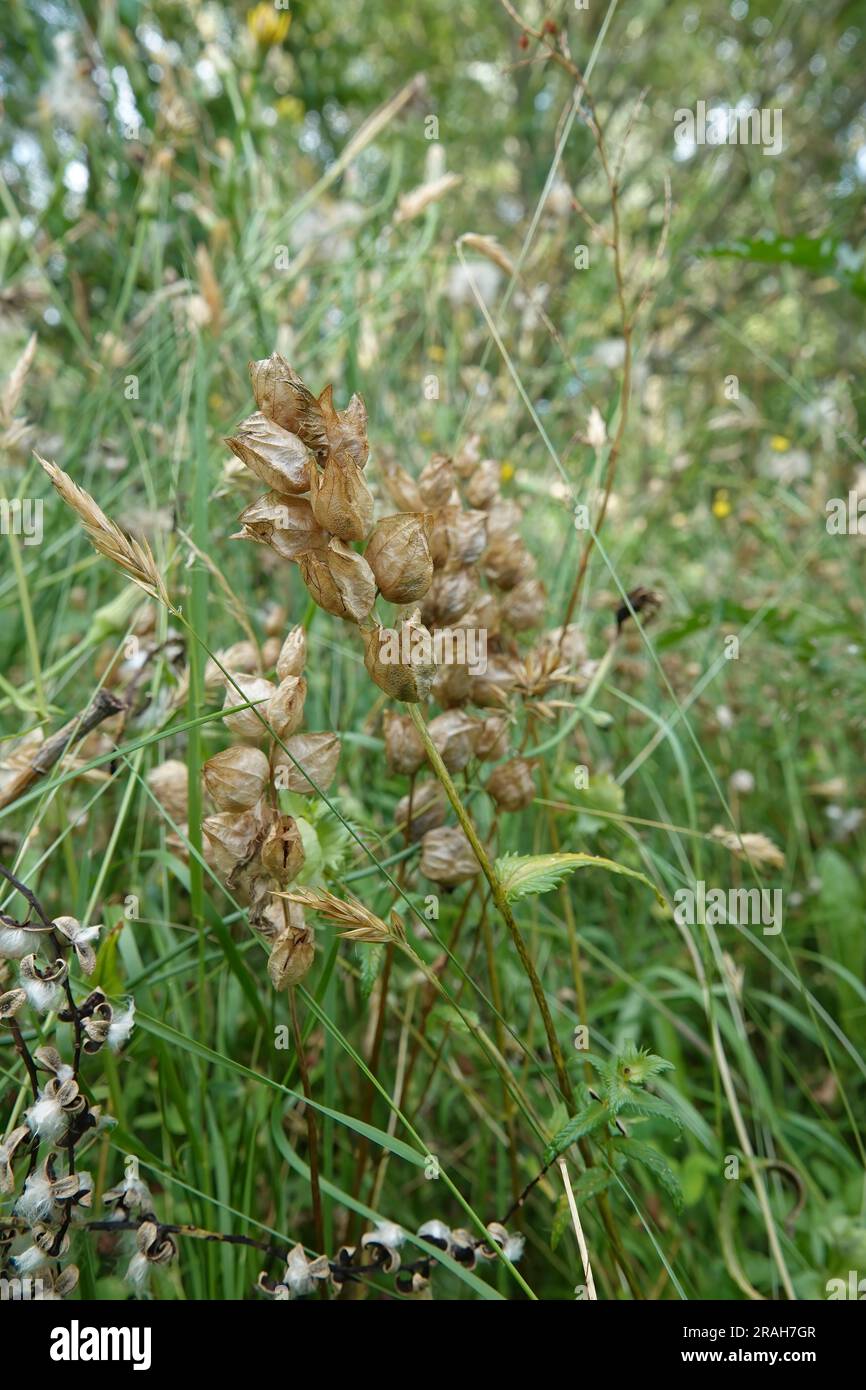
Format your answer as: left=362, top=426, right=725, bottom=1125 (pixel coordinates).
left=544, top=1100, right=609, bottom=1162
left=495, top=851, right=665, bottom=906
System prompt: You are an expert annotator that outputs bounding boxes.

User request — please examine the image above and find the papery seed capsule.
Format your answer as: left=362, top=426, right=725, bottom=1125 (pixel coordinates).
left=272, top=732, right=341, bottom=794
left=317, top=384, right=369, bottom=470
left=420, top=826, right=479, bottom=884
left=454, top=433, right=482, bottom=479
left=365, top=513, right=433, bottom=603
left=261, top=636, right=281, bottom=670
left=383, top=710, right=426, bottom=775
left=297, top=539, right=376, bottom=623
left=309, top=455, right=373, bottom=541
left=222, top=674, right=275, bottom=741
left=226, top=412, right=312, bottom=494
left=470, top=655, right=522, bottom=707
left=485, top=757, right=536, bottom=811
left=202, top=804, right=268, bottom=877
left=264, top=603, right=286, bottom=637
left=249, top=353, right=322, bottom=443
left=380, top=458, right=423, bottom=512
left=428, top=710, right=478, bottom=773
left=261, top=815, right=306, bottom=882
left=395, top=781, right=447, bottom=842
left=482, top=537, right=531, bottom=590
left=503, top=576, right=547, bottom=630
left=276, top=625, right=307, bottom=680
left=362, top=613, right=436, bottom=703
left=267, top=921, right=316, bottom=990
left=484, top=499, right=523, bottom=542
left=146, top=759, right=189, bottom=823
left=456, top=591, right=501, bottom=640
left=269, top=675, right=307, bottom=740
left=539, top=623, right=587, bottom=666
left=233, top=493, right=328, bottom=561
left=418, top=453, right=456, bottom=508
left=474, top=714, right=510, bottom=762
left=204, top=641, right=259, bottom=688
left=431, top=661, right=472, bottom=708
left=421, top=568, right=476, bottom=626
left=202, top=745, right=270, bottom=813
left=465, top=458, right=501, bottom=509
left=251, top=893, right=304, bottom=943
left=444, top=506, right=488, bottom=567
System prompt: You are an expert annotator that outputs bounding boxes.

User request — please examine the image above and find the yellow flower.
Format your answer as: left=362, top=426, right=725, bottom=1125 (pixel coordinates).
left=712, top=489, right=732, bottom=520
left=428, top=345, right=446, bottom=363
left=500, top=461, right=515, bottom=482
left=247, top=3, right=291, bottom=48
left=275, top=96, right=304, bottom=121
left=770, top=434, right=790, bottom=451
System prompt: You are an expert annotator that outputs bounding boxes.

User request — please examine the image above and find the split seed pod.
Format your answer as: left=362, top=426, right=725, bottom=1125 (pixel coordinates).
left=202, top=805, right=268, bottom=877
left=273, top=732, right=341, bottom=795
left=482, top=537, right=531, bottom=590
left=249, top=354, right=324, bottom=444
left=268, top=919, right=316, bottom=990
left=233, top=493, right=327, bottom=561
left=261, top=815, right=306, bottom=882
left=203, top=745, right=270, bottom=813
left=486, top=757, right=537, bottom=812
left=420, top=826, right=479, bottom=885
left=364, top=513, right=433, bottom=603
left=269, top=675, right=307, bottom=740
left=309, top=455, right=373, bottom=541
left=298, top=538, right=376, bottom=623
left=380, top=459, right=422, bottom=511
left=226, top=412, right=311, bottom=494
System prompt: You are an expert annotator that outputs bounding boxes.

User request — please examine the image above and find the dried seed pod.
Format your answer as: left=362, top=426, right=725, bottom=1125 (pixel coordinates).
left=383, top=710, right=426, bottom=775
left=380, top=458, right=423, bottom=511
left=146, top=759, right=188, bottom=823
left=486, top=757, right=536, bottom=812
left=261, top=636, right=281, bottom=670
left=264, top=603, right=286, bottom=637
left=273, top=732, right=341, bottom=795
left=267, top=919, right=316, bottom=990
left=470, top=654, right=522, bottom=707
left=538, top=623, right=587, bottom=667
left=276, top=625, right=307, bottom=680
left=362, top=611, right=436, bottom=703
left=204, top=641, right=260, bottom=687
left=454, top=432, right=482, bottom=479
left=456, top=590, right=501, bottom=640
left=222, top=674, right=275, bottom=741
left=420, top=826, right=479, bottom=884
left=431, top=660, right=472, bottom=708
left=269, top=675, right=307, bottom=740
left=261, top=815, right=306, bottom=882
left=417, top=453, right=455, bottom=508
left=249, top=353, right=324, bottom=445
left=202, top=745, right=270, bottom=813
left=474, top=714, right=510, bottom=762
left=298, top=538, right=376, bottom=623
left=316, top=384, right=369, bottom=470
left=251, top=893, right=304, bottom=943
left=395, top=780, right=447, bottom=842
left=482, top=537, right=531, bottom=590
left=202, top=804, right=268, bottom=877
left=226, top=412, right=311, bottom=494
left=365, top=513, right=433, bottom=603
left=444, top=506, right=488, bottom=567
left=233, top=493, right=328, bottom=561
left=503, top=575, right=547, bottom=630
left=428, top=710, right=478, bottom=773
left=421, top=567, right=476, bottom=625
left=309, top=454, right=373, bottom=541
left=465, top=458, right=501, bottom=509
left=484, top=498, right=524, bottom=542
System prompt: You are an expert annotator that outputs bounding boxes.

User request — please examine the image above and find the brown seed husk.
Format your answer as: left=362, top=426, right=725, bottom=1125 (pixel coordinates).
left=233, top=493, right=328, bottom=561
left=261, top=815, right=306, bottom=882
left=428, top=710, right=478, bottom=773
left=383, top=710, right=426, bottom=775
left=298, top=538, right=376, bottom=623
left=249, top=354, right=325, bottom=449
left=272, top=732, right=341, bottom=795
left=380, top=459, right=423, bottom=511
left=309, top=454, right=373, bottom=541
left=203, top=745, right=270, bottom=813
left=222, top=674, right=275, bottom=741
left=395, top=780, right=447, bottom=842
left=365, top=513, right=433, bottom=603
left=503, top=576, right=547, bottom=630
left=267, top=919, right=316, bottom=990
left=276, top=626, right=307, bottom=680
left=482, top=536, right=531, bottom=590
left=421, top=568, right=476, bottom=626
left=269, top=674, right=307, bottom=740
left=417, top=453, right=456, bottom=508
left=147, top=759, right=189, bottom=823
left=362, top=612, right=436, bottom=702
left=202, top=803, right=269, bottom=877
left=465, top=458, right=501, bottom=509
left=420, top=825, right=479, bottom=884
left=474, top=715, right=510, bottom=762
left=486, top=757, right=537, bottom=812
left=226, top=412, right=311, bottom=494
